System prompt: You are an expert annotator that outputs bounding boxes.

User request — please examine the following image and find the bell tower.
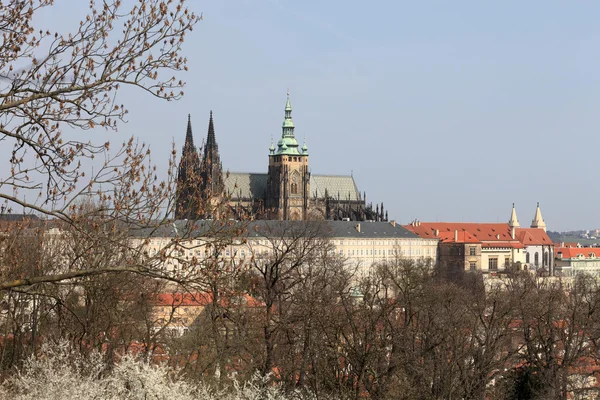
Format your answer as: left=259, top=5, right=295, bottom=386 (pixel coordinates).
left=266, top=91, right=310, bottom=220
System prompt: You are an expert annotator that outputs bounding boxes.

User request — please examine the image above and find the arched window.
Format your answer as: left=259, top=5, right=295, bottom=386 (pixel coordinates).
left=291, top=183, right=298, bottom=194
left=534, top=252, right=539, bottom=266
left=526, top=252, right=530, bottom=264
left=543, top=252, right=548, bottom=266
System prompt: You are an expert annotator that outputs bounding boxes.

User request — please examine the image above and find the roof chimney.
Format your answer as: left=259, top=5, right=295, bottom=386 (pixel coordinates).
left=356, top=223, right=361, bottom=233
left=434, top=229, right=439, bottom=236
left=496, top=234, right=500, bottom=239
left=389, top=220, right=396, bottom=227
left=454, top=230, right=458, bottom=242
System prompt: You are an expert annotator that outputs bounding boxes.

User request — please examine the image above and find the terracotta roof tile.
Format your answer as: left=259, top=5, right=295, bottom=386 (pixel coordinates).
left=556, top=247, right=600, bottom=259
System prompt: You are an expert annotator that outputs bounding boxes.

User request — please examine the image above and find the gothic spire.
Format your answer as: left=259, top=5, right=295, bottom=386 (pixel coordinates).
left=204, top=110, right=218, bottom=157
left=199, top=110, right=224, bottom=201
left=184, top=113, right=195, bottom=149
left=531, top=202, right=547, bottom=231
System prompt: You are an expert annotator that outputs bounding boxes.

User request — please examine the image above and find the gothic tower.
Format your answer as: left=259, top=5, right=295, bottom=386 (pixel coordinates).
left=266, top=92, right=310, bottom=220
left=199, top=111, right=224, bottom=200
left=175, top=115, right=202, bottom=219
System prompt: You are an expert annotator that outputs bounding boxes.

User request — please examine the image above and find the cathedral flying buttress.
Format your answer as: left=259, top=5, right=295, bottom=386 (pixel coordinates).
left=175, top=93, right=387, bottom=222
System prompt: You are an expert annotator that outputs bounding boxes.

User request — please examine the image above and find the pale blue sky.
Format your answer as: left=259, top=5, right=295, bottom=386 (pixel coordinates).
left=35, top=1, right=600, bottom=230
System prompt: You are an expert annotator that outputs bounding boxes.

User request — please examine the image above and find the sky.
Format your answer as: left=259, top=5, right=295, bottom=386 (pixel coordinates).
left=29, top=1, right=600, bottom=231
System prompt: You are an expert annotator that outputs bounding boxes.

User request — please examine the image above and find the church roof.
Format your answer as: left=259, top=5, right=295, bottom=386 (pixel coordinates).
left=225, top=172, right=268, bottom=200
left=223, top=173, right=361, bottom=201
left=310, top=175, right=360, bottom=201
left=515, top=228, right=552, bottom=246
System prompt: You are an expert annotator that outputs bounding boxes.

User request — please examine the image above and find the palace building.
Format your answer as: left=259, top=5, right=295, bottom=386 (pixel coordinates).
left=175, top=93, right=386, bottom=221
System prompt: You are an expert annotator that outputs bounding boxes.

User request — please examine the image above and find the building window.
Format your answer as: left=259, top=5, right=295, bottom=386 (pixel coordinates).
left=526, top=252, right=530, bottom=263
left=489, top=258, right=498, bottom=271
left=469, top=262, right=476, bottom=270
left=505, top=257, right=510, bottom=267
left=469, top=247, right=476, bottom=256
left=534, top=252, right=539, bottom=266
left=291, top=183, right=298, bottom=194
left=543, top=252, right=548, bottom=266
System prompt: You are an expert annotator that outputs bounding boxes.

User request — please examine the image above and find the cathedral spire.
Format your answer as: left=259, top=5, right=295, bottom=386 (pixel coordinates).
left=204, top=110, right=218, bottom=157
left=176, top=114, right=202, bottom=220
left=508, top=203, right=520, bottom=228
left=531, top=202, right=547, bottom=231
left=185, top=113, right=195, bottom=149
left=199, top=110, right=224, bottom=201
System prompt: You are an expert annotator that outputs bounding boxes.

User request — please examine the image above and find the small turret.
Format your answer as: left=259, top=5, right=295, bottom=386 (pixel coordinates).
left=508, top=203, right=520, bottom=228
left=531, top=202, right=547, bottom=232
left=531, top=202, right=546, bottom=232
left=269, top=137, right=275, bottom=155
left=301, top=140, right=308, bottom=155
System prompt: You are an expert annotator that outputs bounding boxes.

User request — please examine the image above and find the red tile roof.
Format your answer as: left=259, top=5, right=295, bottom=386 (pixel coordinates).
left=405, top=222, right=512, bottom=241
left=556, top=247, right=600, bottom=259
left=404, top=222, right=549, bottom=249
left=438, top=230, right=480, bottom=243
left=515, top=228, right=552, bottom=246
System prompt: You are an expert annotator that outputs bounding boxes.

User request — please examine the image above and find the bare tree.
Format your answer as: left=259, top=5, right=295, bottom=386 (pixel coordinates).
left=243, top=220, right=335, bottom=378
left=0, top=0, right=199, bottom=290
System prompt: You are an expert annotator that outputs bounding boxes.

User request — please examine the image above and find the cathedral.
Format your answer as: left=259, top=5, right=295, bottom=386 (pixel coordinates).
left=175, top=94, right=386, bottom=221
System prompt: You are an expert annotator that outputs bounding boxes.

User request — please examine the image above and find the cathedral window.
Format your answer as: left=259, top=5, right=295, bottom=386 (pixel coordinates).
left=291, top=183, right=298, bottom=194
left=534, top=252, right=539, bottom=266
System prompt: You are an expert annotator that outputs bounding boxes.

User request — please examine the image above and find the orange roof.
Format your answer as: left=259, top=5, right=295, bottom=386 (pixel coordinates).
left=515, top=228, right=552, bottom=246
left=404, top=222, right=512, bottom=241
left=405, top=222, right=550, bottom=249
left=438, top=230, right=480, bottom=243
left=556, top=247, right=600, bottom=259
